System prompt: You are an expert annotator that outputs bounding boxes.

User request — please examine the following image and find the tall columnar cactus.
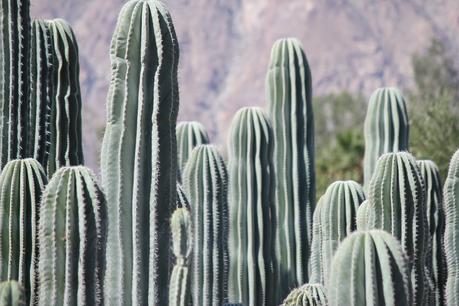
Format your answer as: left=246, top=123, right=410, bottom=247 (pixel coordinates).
left=100, top=0, right=179, bottom=305
left=366, top=152, right=428, bottom=305
left=45, top=19, right=84, bottom=175
left=36, top=166, right=107, bottom=305
left=177, top=121, right=209, bottom=173
left=363, top=87, right=409, bottom=189
left=29, top=20, right=53, bottom=168
left=0, top=159, right=47, bottom=304
left=418, top=160, right=446, bottom=305
left=309, top=180, right=365, bottom=285
left=0, top=0, right=31, bottom=168
left=227, top=107, right=274, bottom=306
left=0, top=281, right=25, bottom=306
left=281, top=283, right=327, bottom=306
left=169, top=207, right=192, bottom=306
left=329, top=230, right=411, bottom=306
left=183, top=145, right=228, bottom=306
left=444, top=149, right=459, bottom=306
left=266, top=37, right=315, bottom=294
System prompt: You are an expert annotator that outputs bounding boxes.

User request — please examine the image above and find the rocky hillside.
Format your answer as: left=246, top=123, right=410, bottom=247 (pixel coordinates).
left=31, top=0, right=459, bottom=169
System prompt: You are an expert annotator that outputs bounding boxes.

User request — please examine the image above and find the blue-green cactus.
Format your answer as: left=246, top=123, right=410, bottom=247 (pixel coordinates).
left=177, top=121, right=209, bottom=173
left=0, top=281, right=25, bottom=306
left=282, top=283, right=327, bottom=306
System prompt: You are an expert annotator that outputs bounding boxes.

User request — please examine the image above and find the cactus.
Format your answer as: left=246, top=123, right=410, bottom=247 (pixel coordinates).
left=227, top=107, right=274, bottom=306
left=36, top=166, right=107, bottom=305
left=418, top=160, right=446, bottom=305
left=328, top=230, right=412, bottom=306
left=309, top=180, right=365, bottom=285
left=281, top=283, right=327, bottom=306
left=177, top=121, right=209, bottom=173
left=365, top=152, right=428, bottom=305
left=363, top=87, right=409, bottom=189
left=169, top=206, right=192, bottom=306
left=355, top=200, right=371, bottom=231
left=266, top=37, right=315, bottom=295
left=100, top=0, right=179, bottom=305
left=0, top=281, right=25, bottom=306
left=183, top=145, right=228, bottom=306
left=0, top=0, right=31, bottom=168
left=444, top=149, right=459, bottom=305
left=45, top=19, right=84, bottom=175
left=0, top=159, right=47, bottom=304
left=29, top=20, right=53, bottom=168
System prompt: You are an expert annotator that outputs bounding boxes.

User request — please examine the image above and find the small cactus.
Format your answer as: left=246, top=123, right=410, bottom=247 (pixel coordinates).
left=282, top=283, right=327, bottom=306
left=309, top=180, right=365, bottom=285
left=363, top=87, right=409, bottom=188
left=355, top=200, right=371, bottom=231
left=177, top=121, right=209, bottom=173
left=328, top=230, right=411, bottom=306
left=183, top=145, right=229, bottom=306
left=443, top=149, right=459, bottom=305
left=37, top=166, right=107, bottom=305
left=0, top=281, right=25, bottom=306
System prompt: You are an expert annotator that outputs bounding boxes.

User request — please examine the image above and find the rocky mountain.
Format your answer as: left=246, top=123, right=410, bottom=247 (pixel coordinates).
left=31, top=0, right=459, bottom=170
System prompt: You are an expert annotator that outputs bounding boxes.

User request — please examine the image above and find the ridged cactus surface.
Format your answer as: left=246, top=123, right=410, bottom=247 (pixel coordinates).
left=183, top=145, right=228, bottom=306
left=100, top=0, right=179, bottom=305
left=356, top=200, right=370, bottom=230
left=0, top=281, right=25, bottom=306
left=227, top=107, right=274, bottom=306
left=266, top=37, right=315, bottom=295
left=309, top=180, right=365, bottom=285
left=366, top=152, right=428, bottom=305
left=0, top=0, right=31, bottom=168
left=328, top=230, right=411, bottom=306
left=0, top=159, right=47, bottom=304
left=418, top=160, right=446, bottom=305
left=169, top=206, right=192, bottom=306
left=282, top=283, right=327, bottom=306
left=444, top=149, right=459, bottom=305
left=37, top=166, right=107, bottom=306
left=363, top=87, right=409, bottom=188
left=177, top=121, right=209, bottom=173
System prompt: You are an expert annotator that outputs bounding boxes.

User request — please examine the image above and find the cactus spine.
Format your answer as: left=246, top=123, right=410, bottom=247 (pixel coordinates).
left=227, top=107, right=274, bottom=306
left=100, top=0, right=179, bottom=305
left=363, top=87, right=409, bottom=188
left=177, top=121, right=209, bottom=173
left=418, top=160, right=446, bottom=305
left=444, top=149, right=459, bottom=305
left=309, top=180, right=365, bottom=285
left=0, top=281, right=25, bottom=306
left=0, top=0, right=31, bottom=168
left=328, top=230, right=411, bottom=306
left=266, top=37, right=315, bottom=294
left=0, top=159, right=47, bottom=304
left=282, top=283, right=327, bottom=306
left=183, top=145, right=228, bottom=306
left=37, top=166, right=107, bottom=305
left=366, top=152, right=428, bottom=305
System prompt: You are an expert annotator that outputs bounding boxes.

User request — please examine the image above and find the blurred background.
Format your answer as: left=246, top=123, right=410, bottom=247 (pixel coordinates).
left=32, top=0, right=459, bottom=196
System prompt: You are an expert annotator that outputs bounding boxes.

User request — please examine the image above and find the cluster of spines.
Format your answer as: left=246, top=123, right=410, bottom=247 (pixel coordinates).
left=183, top=144, right=229, bottom=306
left=281, top=283, right=327, bottom=306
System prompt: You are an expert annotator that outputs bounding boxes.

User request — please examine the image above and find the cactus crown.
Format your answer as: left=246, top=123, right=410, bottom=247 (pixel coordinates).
left=282, top=283, right=327, bottom=306
left=171, top=207, right=192, bottom=261
left=0, top=281, right=25, bottom=306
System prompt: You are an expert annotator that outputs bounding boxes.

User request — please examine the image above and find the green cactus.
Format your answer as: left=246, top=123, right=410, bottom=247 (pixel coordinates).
left=366, top=152, right=428, bottom=305
left=36, top=166, right=107, bottom=305
left=0, top=0, right=31, bottom=167
left=443, top=149, right=459, bottom=305
left=183, top=145, right=228, bottom=306
left=355, top=200, right=370, bottom=231
left=418, top=160, right=446, bottom=305
left=328, top=230, right=412, bottom=306
left=0, top=281, right=25, bottom=306
left=100, top=0, right=179, bottom=305
left=177, top=121, right=209, bottom=173
left=266, top=37, right=315, bottom=296
left=0, top=159, right=47, bottom=304
left=363, top=87, right=409, bottom=189
left=309, top=180, right=365, bottom=286
left=227, top=107, right=274, bottom=306
left=29, top=20, right=53, bottom=168
left=281, top=283, right=327, bottom=306
left=45, top=19, right=84, bottom=175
